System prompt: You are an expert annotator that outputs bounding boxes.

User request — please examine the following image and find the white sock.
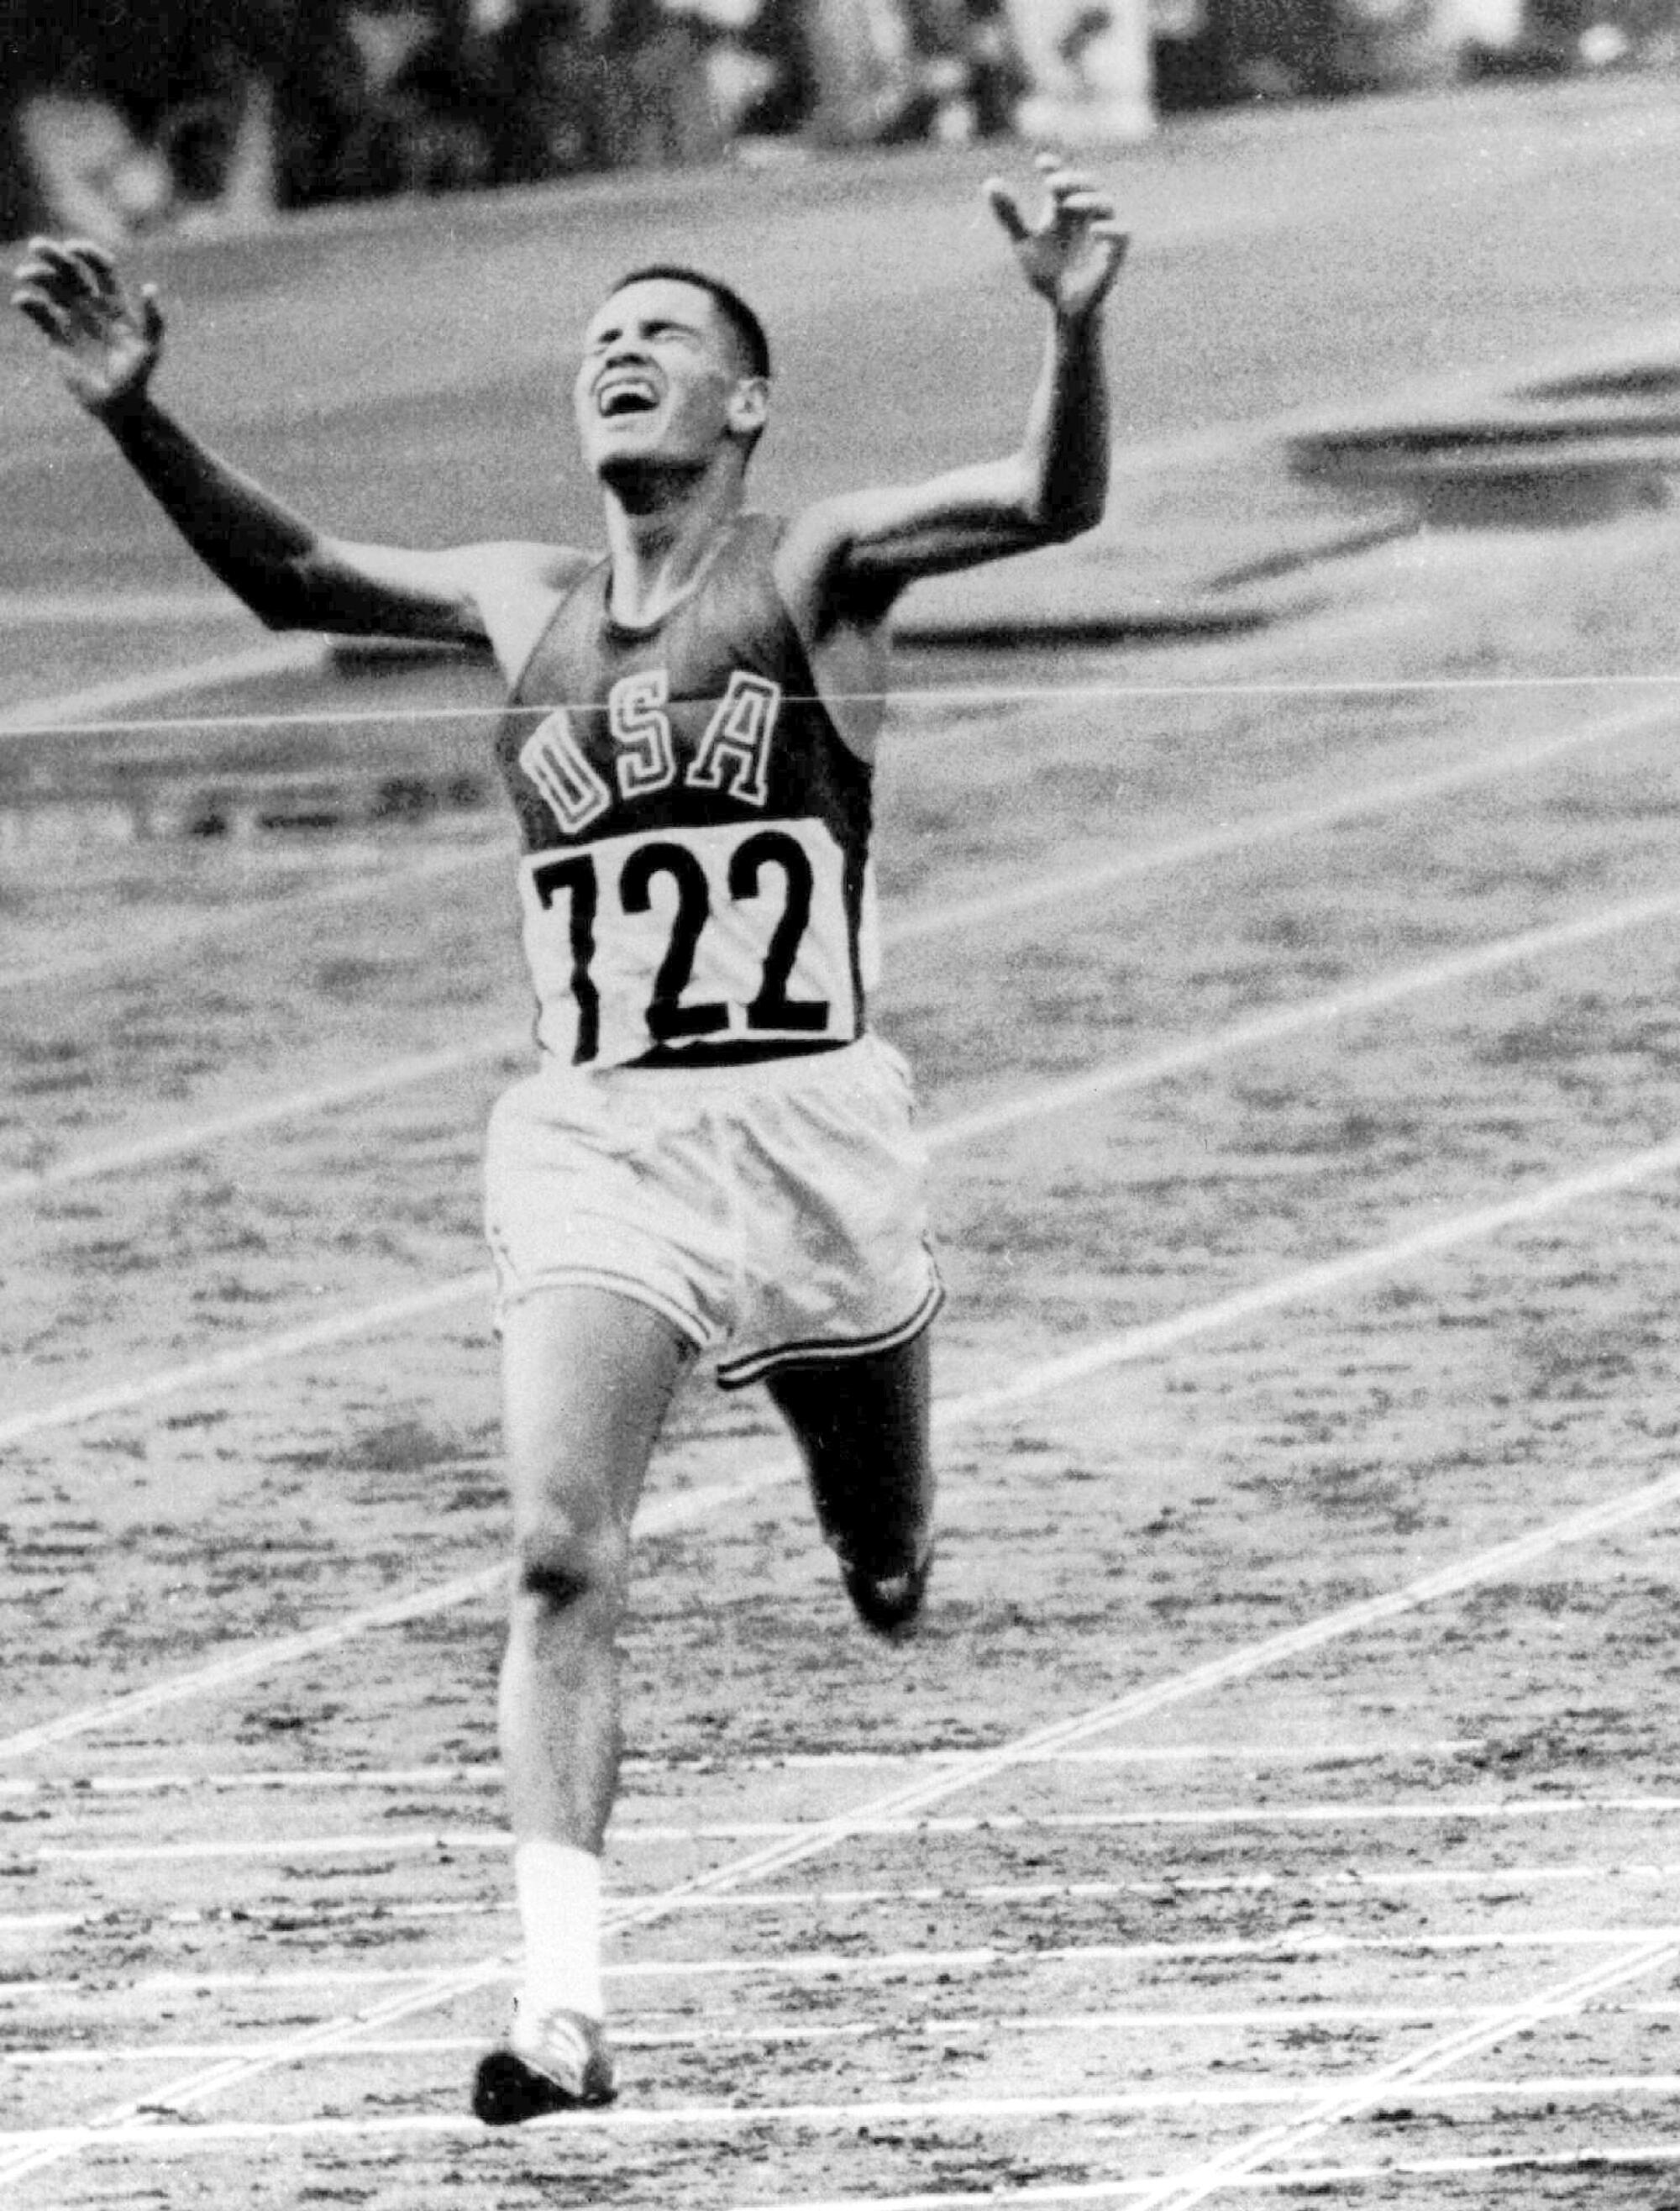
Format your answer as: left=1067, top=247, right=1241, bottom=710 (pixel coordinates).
left=514, top=1840, right=605, bottom=2023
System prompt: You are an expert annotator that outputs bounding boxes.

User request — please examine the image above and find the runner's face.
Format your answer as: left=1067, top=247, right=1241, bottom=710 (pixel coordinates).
left=574, top=279, right=754, bottom=475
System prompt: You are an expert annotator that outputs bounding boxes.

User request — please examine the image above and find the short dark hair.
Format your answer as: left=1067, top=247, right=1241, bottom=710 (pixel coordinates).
left=605, top=264, right=771, bottom=382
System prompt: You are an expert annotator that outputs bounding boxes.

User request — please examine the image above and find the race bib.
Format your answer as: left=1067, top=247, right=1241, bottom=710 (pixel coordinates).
left=519, top=817, right=866, bottom=1066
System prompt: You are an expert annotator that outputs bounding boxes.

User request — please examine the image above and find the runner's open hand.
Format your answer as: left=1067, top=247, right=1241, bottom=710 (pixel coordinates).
left=10, top=237, right=164, bottom=415
left=986, top=153, right=1128, bottom=321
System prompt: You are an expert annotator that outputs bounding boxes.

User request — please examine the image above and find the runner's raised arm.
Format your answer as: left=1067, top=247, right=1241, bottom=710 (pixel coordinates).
left=8, top=237, right=571, bottom=663
left=776, top=153, right=1127, bottom=632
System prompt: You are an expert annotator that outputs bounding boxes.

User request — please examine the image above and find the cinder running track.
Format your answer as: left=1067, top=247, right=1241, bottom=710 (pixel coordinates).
left=6, top=72, right=1680, bottom=2211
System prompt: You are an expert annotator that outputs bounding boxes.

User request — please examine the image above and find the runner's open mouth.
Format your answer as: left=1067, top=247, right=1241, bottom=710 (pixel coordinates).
left=598, top=381, right=659, bottom=418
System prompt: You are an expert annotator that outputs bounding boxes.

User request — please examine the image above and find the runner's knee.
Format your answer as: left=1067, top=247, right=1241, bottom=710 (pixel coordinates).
left=513, top=1509, right=629, bottom=1621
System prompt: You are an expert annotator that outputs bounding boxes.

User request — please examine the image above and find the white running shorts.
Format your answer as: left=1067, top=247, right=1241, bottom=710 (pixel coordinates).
left=483, top=1033, right=943, bottom=1389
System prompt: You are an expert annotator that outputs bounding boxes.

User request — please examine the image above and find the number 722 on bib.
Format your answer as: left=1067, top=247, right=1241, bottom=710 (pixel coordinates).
left=518, top=817, right=876, bottom=1067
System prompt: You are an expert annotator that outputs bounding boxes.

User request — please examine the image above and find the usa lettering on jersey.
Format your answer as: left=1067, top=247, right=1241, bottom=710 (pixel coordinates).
left=522, top=670, right=783, bottom=832
left=519, top=707, right=612, bottom=835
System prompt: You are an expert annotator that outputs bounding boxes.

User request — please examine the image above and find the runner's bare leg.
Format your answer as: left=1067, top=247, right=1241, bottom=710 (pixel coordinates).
left=475, top=1285, right=690, bottom=2114
left=767, top=1331, right=936, bottom=1634
left=498, top=1284, right=691, bottom=1850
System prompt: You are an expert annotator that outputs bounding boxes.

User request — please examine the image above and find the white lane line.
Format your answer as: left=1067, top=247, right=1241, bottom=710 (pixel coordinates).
left=7, top=1925, right=1678, bottom=2005
left=0, top=2029, right=871, bottom=2070
left=0, top=1738, right=1486, bottom=1798
left=12, top=688, right=1671, bottom=1169
left=1, top=837, right=509, bottom=999
left=0, top=1492, right=509, bottom=1743
left=21, top=1793, right=1680, bottom=1863
left=0, top=1027, right=530, bottom=1197
left=10, top=1855, right=1679, bottom=1944
left=5, top=1870, right=1679, bottom=1952
left=0, top=639, right=325, bottom=740
left=13, top=1394, right=1680, bottom=2186
left=885, top=696, right=1679, bottom=953
left=12, top=1119, right=1680, bottom=1749
left=746, top=2139, right=1680, bottom=2211
left=0, top=1274, right=499, bottom=1453
left=1135, top=1935, right=1680, bottom=2210
left=928, top=883, right=1680, bottom=1151
left=19, top=1998, right=1680, bottom=2067
left=16, top=899, right=1680, bottom=1456
left=10, top=1494, right=1680, bottom=2202
left=924, top=1129, right=1680, bottom=1435
left=0, top=2096, right=1288, bottom=2151
left=0, top=1461, right=792, bottom=1760
left=16, top=1854, right=1680, bottom=1928
left=8, top=2068, right=1680, bottom=2156
left=6, top=949, right=1680, bottom=2172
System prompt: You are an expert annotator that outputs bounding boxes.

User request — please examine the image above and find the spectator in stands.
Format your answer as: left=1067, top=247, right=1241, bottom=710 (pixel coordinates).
left=0, top=92, right=42, bottom=243
left=270, top=0, right=496, bottom=205
left=153, top=0, right=289, bottom=231
left=949, top=0, right=1027, bottom=135
left=801, top=0, right=1021, bottom=146
left=2, top=5, right=171, bottom=242
left=1, top=0, right=286, bottom=240
left=595, top=0, right=727, bottom=169
left=728, top=0, right=821, bottom=137
left=896, top=0, right=1025, bottom=137
left=0, top=0, right=1025, bottom=233
left=490, top=0, right=724, bottom=179
left=486, top=0, right=601, bottom=179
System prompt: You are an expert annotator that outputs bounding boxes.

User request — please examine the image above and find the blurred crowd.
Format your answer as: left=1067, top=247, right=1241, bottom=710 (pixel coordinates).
left=0, top=0, right=1030, bottom=243
left=4, top=0, right=1673, bottom=246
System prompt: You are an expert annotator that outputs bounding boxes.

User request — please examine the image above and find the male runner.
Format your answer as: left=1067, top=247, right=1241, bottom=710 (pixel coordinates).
left=12, top=155, right=1124, bottom=2120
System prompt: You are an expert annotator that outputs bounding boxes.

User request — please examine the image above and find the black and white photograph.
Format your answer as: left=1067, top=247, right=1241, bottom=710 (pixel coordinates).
left=6, top=0, right=1680, bottom=2202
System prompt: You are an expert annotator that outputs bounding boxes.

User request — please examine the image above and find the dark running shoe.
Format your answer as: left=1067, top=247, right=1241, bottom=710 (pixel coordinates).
left=843, top=1545, right=933, bottom=1640
left=471, top=2005, right=617, bottom=2124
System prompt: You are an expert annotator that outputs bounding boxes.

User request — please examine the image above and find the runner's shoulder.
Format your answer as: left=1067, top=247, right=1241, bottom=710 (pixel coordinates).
left=458, top=539, right=598, bottom=595
left=478, top=542, right=599, bottom=662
